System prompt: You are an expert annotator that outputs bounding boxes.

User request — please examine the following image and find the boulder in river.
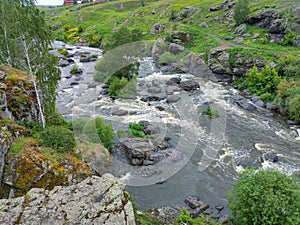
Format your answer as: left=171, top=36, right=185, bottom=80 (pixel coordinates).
left=112, top=109, right=128, bottom=116
left=167, top=95, right=181, bottom=103
left=179, top=80, right=200, bottom=91
left=58, top=59, right=70, bottom=67
left=120, top=138, right=155, bottom=166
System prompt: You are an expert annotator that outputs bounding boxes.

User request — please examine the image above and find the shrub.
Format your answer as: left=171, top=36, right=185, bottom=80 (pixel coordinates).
left=287, top=94, right=300, bottom=121
left=202, top=106, right=220, bottom=118
left=259, top=92, right=273, bottom=103
left=238, top=65, right=280, bottom=101
left=70, top=65, right=80, bottom=75
left=158, top=52, right=177, bottom=65
left=82, top=117, right=115, bottom=148
left=277, top=54, right=300, bottom=79
left=275, top=79, right=300, bottom=121
left=282, top=31, right=297, bottom=46
left=228, top=169, right=300, bottom=225
left=46, top=110, right=69, bottom=126
left=71, top=118, right=88, bottom=133
left=233, top=0, right=250, bottom=26
left=129, top=123, right=145, bottom=138
left=39, top=126, right=76, bottom=153
left=107, top=76, right=137, bottom=98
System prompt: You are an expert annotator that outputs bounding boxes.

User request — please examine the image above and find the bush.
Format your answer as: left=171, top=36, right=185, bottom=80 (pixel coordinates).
left=129, top=123, right=145, bottom=138
left=71, top=118, right=88, bottom=133
left=107, top=76, right=137, bottom=98
left=202, top=106, right=220, bottom=118
left=287, top=94, right=300, bottom=121
left=282, top=31, right=297, bottom=46
left=233, top=0, right=250, bottom=26
left=158, top=52, right=177, bottom=65
left=39, top=126, right=76, bottom=153
left=228, top=169, right=300, bottom=225
left=275, top=79, right=300, bottom=121
left=238, top=65, right=280, bottom=101
left=82, top=117, right=115, bottom=148
left=277, top=54, right=300, bottom=79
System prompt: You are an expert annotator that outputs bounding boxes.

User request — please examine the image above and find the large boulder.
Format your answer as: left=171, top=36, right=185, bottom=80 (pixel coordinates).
left=3, top=146, right=92, bottom=197
left=170, top=32, right=192, bottom=45
left=208, top=48, right=231, bottom=74
left=0, top=174, right=136, bottom=225
left=248, top=10, right=282, bottom=31
left=120, top=138, right=155, bottom=166
left=179, top=80, right=200, bottom=91
left=169, top=43, right=185, bottom=55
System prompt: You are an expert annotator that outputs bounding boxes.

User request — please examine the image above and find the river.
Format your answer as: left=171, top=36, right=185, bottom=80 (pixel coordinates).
left=54, top=41, right=300, bottom=214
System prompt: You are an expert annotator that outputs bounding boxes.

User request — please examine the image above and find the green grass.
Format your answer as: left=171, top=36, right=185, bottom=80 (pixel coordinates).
left=45, top=0, right=300, bottom=61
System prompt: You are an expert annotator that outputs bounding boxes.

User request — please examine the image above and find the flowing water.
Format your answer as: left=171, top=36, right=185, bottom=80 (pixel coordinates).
left=55, top=41, right=300, bottom=213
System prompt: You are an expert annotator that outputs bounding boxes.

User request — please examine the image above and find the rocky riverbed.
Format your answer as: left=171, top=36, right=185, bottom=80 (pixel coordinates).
left=54, top=41, right=300, bottom=219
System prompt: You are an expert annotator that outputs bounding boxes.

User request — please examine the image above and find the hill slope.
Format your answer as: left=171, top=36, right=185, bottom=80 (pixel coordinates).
left=46, top=0, right=300, bottom=57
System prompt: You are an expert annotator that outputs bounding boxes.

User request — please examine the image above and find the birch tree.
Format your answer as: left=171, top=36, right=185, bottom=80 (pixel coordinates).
left=0, top=0, right=60, bottom=124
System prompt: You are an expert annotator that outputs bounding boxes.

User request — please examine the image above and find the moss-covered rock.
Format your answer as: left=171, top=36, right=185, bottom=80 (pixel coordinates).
left=0, top=66, right=39, bottom=122
left=3, top=143, right=92, bottom=197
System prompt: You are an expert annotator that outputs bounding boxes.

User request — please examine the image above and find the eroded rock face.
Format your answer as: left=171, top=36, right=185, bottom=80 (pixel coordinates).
left=0, top=174, right=136, bottom=225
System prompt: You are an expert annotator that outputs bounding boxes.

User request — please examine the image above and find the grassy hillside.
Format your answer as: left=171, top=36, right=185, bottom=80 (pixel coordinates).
left=45, top=0, right=300, bottom=57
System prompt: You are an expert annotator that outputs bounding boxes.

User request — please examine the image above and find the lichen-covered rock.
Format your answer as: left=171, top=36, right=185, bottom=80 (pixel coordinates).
left=0, top=118, right=26, bottom=196
left=0, top=66, right=39, bottom=122
left=208, top=48, right=231, bottom=74
left=150, top=22, right=165, bottom=35
left=0, top=174, right=136, bottom=225
left=3, top=146, right=92, bottom=197
left=208, top=48, right=265, bottom=77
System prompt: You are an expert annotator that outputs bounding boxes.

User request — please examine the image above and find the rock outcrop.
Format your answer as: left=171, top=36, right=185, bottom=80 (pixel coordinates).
left=0, top=66, right=39, bottom=122
left=3, top=145, right=92, bottom=198
left=0, top=174, right=136, bottom=225
left=208, top=48, right=265, bottom=78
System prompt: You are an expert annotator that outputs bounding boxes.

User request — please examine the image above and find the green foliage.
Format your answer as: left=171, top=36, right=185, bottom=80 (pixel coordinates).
left=94, top=26, right=143, bottom=83
left=259, top=92, right=273, bottom=103
left=275, top=79, right=300, bottom=121
left=228, top=169, right=300, bottom=225
left=287, top=94, right=300, bottom=121
left=176, top=209, right=194, bottom=224
left=233, top=0, right=250, bottom=26
left=57, top=48, right=69, bottom=56
left=277, top=54, right=300, bottom=79
left=91, top=54, right=98, bottom=58
left=107, top=26, right=143, bottom=52
left=10, top=137, right=37, bottom=157
left=0, top=0, right=60, bottom=115
left=46, top=110, right=69, bottom=126
left=72, top=118, right=88, bottom=133
left=238, top=65, right=280, bottom=102
left=82, top=117, right=115, bottom=148
left=158, top=52, right=178, bottom=65
left=282, top=31, right=297, bottom=46
left=70, top=65, right=80, bottom=75
left=202, top=106, right=220, bottom=118
left=107, top=76, right=137, bottom=98
left=39, top=126, right=76, bottom=153
left=129, top=123, right=145, bottom=138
